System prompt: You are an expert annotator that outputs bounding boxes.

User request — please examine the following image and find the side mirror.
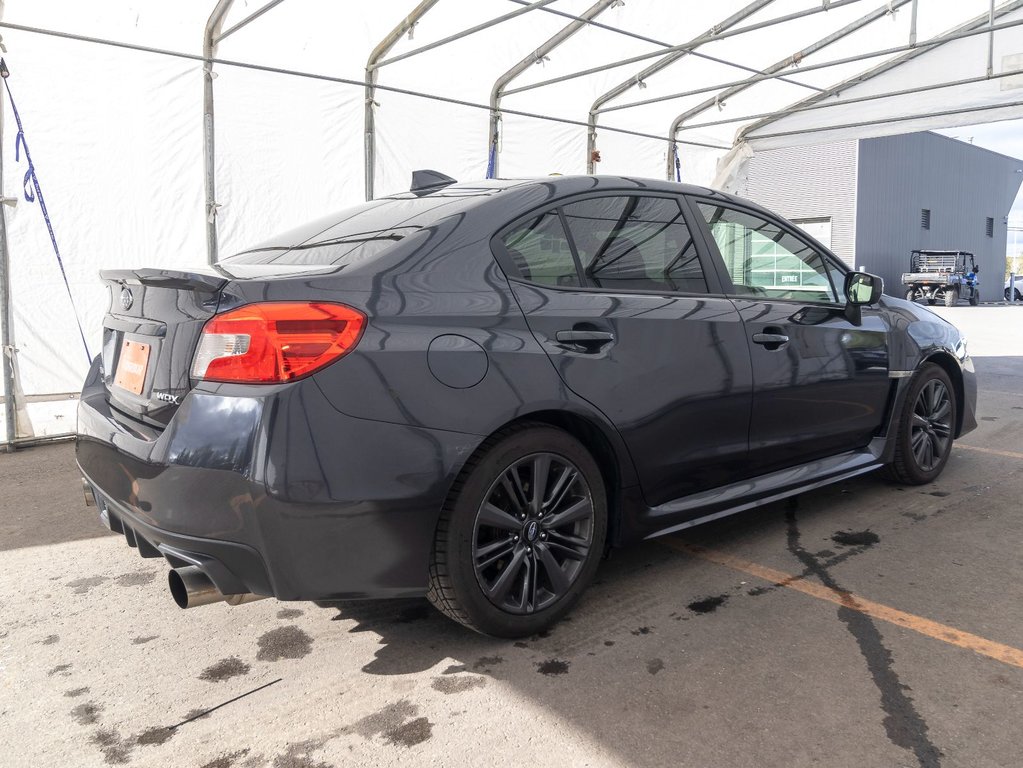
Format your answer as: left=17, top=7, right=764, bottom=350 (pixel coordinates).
left=844, top=271, right=882, bottom=306
left=843, top=271, right=882, bottom=325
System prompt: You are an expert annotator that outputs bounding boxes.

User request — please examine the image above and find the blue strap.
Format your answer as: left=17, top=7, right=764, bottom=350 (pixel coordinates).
left=486, top=141, right=497, bottom=180
left=2, top=64, right=93, bottom=364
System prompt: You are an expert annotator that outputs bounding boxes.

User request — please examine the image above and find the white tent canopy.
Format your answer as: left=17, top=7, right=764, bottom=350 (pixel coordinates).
left=2, top=0, right=1022, bottom=443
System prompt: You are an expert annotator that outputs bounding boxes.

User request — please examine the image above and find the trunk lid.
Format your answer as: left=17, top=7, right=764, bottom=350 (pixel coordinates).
left=100, top=268, right=227, bottom=426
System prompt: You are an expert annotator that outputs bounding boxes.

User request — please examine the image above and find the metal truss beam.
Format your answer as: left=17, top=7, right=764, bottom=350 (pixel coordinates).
left=607, top=13, right=1023, bottom=114
left=503, top=0, right=868, bottom=98
left=745, top=97, right=1023, bottom=142
left=585, top=0, right=776, bottom=174
left=665, top=0, right=913, bottom=178
left=371, top=0, right=558, bottom=71
left=215, top=0, right=288, bottom=44
left=676, top=67, right=1023, bottom=134
left=737, top=0, right=1023, bottom=143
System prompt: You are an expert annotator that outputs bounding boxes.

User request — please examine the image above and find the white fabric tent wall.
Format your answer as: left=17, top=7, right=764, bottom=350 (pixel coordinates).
left=0, top=12, right=207, bottom=440
left=738, top=6, right=1023, bottom=150
left=1, top=0, right=1022, bottom=443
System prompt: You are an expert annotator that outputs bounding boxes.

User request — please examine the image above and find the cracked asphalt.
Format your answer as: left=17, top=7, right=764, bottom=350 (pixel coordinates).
left=1, top=305, right=1021, bottom=768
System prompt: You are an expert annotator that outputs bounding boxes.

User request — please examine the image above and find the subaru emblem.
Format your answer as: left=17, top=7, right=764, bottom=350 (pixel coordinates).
left=526, top=521, right=539, bottom=542
left=120, top=287, right=134, bottom=311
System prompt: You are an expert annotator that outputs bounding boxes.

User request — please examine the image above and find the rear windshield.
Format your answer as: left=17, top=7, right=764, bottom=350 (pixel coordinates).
left=222, top=195, right=484, bottom=266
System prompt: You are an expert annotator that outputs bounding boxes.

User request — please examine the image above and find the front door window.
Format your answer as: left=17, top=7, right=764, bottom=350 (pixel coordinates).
left=697, top=203, right=838, bottom=304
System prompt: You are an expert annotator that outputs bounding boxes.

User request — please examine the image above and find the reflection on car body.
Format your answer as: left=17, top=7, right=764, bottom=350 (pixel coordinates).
left=77, top=174, right=977, bottom=637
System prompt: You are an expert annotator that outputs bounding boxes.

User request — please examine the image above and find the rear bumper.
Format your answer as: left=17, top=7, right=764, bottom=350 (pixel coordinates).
left=81, top=476, right=273, bottom=597
left=76, top=361, right=484, bottom=601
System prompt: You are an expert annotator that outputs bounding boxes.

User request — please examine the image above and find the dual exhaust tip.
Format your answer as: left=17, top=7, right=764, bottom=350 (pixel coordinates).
left=168, top=565, right=267, bottom=609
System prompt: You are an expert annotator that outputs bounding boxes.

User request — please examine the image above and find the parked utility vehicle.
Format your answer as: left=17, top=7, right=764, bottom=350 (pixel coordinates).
left=902, top=250, right=980, bottom=306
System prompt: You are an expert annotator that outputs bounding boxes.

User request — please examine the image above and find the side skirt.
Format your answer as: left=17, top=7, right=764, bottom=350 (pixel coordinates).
left=634, top=438, right=887, bottom=542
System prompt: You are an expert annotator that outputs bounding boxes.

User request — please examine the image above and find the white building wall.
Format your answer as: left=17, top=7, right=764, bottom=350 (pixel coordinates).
left=737, top=140, right=859, bottom=266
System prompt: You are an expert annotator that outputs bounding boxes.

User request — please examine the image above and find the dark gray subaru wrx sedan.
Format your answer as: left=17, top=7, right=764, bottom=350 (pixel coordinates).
left=77, top=174, right=977, bottom=637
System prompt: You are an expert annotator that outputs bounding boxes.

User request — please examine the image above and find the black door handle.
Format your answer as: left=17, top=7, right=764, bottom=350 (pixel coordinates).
left=752, top=332, right=789, bottom=350
left=555, top=329, right=615, bottom=352
left=556, top=330, right=615, bottom=343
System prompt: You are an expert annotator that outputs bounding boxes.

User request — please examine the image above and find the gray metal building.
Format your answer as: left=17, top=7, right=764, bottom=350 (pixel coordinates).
left=738, top=132, right=1023, bottom=300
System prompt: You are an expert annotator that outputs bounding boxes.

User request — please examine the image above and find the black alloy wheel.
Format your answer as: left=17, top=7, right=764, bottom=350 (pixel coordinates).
left=472, top=453, right=594, bottom=614
left=427, top=425, right=607, bottom=637
left=909, top=378, right=953, bottom=472
left=883, top=363, right=957, bottom=485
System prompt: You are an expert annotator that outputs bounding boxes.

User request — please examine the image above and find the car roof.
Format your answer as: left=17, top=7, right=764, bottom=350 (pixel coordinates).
left=386, top=174, right=756, bottom=209
left=395, top=175, right=718, bottom=196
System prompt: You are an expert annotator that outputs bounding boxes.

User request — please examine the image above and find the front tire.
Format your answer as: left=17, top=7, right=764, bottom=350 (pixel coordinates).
left=969, top=289, right=980, bottom=306
left=883, top=363, right=957, bottom=485
left=427, top=425, right=607, bottom=637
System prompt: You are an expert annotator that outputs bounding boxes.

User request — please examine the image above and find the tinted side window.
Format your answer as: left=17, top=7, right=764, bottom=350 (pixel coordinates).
left=697, top=203, right=838, bottom=303
left=500, top=210, right=580, bottom=287
left=562, top=196, right=707, bottom=293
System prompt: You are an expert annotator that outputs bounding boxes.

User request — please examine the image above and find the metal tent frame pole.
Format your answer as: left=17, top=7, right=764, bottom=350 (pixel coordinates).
left=373, top=0, right=559, bottom=70
left=489, top=0, right=617, bottom=179
left=203, top=0, right=235, bottom=266
left=0, top=87, right=16, bottom=451
left=365, top=0, right=440, bottom=201
left=214, top=0, right=288, bottom=44
left=736, top=0, right=1023, bottom=143
left=585, top=0, right=776, bottom=175
left=0, top=21, right=730, bottom=152
left=739, top=97, right=1023, bottom=142
left=671, top=66, right=1023, bottom=135
left=603, top=11, right=1023, bottom=115
left=503, top=0, right=868, bottom=98
left=368, top=0, right=558, bottom=196
left=666, top=0, right=914, bottom=178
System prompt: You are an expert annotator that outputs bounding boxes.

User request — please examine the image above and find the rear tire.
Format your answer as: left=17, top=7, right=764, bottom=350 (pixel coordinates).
left=883, top=363, right=956, bottom=485
left=904, top=288, right=916, bottom=302
left=427, top=424, right=607, bottom=637
left=944, top=288, right=957, bottom=307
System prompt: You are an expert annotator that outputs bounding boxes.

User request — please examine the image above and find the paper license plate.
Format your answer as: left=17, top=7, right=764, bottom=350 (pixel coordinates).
left=113, top=340, right=151, bottom=395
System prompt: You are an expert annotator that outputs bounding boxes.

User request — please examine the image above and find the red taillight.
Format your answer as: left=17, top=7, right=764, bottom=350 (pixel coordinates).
left=192, top=302, right=365, bottom=383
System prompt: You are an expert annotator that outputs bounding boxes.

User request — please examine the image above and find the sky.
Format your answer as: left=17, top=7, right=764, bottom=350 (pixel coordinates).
left=935, top=119, right=1023, bottom=220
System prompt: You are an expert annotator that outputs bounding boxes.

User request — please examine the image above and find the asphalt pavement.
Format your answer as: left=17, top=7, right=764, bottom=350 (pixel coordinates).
left=0, top=304, right=1020, bottom=768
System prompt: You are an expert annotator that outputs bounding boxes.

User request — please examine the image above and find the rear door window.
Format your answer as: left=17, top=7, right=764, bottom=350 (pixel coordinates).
left=499, top=210, right=581, bottom=287
left=561, top=196, right=707, bottom=294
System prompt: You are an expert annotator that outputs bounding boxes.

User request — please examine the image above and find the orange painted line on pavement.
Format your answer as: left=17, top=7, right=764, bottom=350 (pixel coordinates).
left=664, top=539, right=1023, bottom=670
left=956, top=443, right=1023, bottom=461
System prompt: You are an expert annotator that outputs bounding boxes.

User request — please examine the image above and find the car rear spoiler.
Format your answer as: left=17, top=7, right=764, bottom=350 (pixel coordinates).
left=99, top=269, right=228, bottom=293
